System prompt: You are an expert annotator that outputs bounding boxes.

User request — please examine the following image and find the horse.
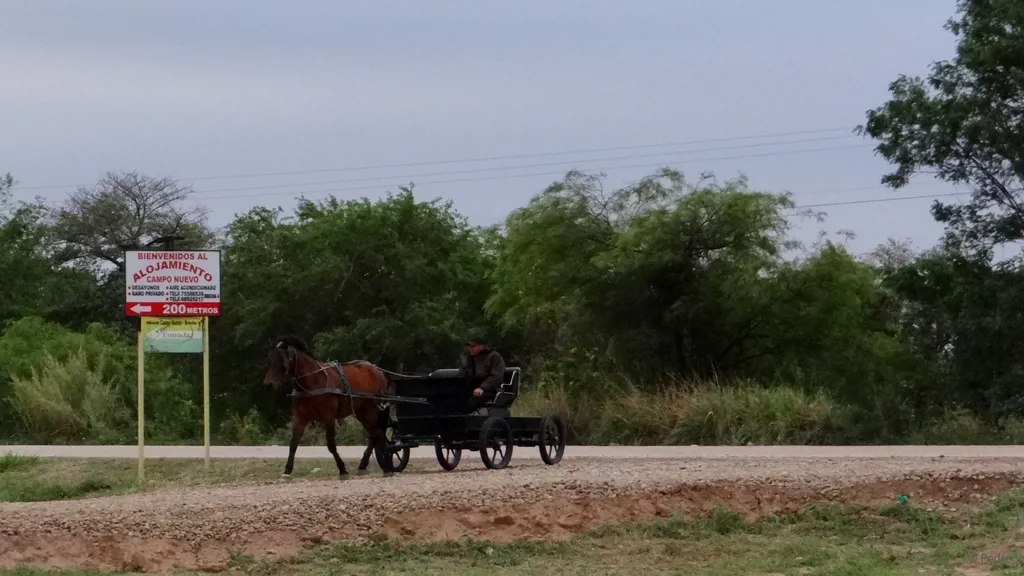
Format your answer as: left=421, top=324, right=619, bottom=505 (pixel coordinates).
left=262, top=335, right=396, bottom=478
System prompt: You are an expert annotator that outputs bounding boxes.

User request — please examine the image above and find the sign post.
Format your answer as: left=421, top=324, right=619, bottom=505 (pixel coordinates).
left=203, top=316, right=211, bottom=468
left=125, top=249, right=221, bottom=479
left=137, top=329, right=145, bottom=480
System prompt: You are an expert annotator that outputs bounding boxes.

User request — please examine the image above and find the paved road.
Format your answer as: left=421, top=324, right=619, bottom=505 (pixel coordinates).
left=4, top=444, right=1024, bottom=460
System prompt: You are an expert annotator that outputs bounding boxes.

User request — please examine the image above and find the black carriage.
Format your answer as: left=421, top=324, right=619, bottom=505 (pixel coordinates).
left=377, top=367, right=567, bottom=472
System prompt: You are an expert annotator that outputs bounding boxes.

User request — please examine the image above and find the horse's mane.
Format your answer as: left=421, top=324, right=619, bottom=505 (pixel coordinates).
left=275, top=335, right=310, bottom=353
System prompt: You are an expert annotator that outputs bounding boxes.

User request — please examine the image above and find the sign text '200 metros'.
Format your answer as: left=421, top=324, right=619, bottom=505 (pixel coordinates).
left=124, top=250, right=222, bottom=317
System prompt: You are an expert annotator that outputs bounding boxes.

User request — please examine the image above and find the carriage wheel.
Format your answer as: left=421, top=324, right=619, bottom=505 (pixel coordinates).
left=538, top=413, right=567, bottom=465
left=376, top=427, right=410, bottom=473
left=435, top=440, right=462, bottom=471
left=479, top=416, right=514, bottom=470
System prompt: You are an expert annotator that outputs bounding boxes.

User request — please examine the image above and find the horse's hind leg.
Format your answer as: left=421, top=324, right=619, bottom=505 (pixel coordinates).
left=324, top=420, right=348, bottom=476
left=358, top=437, right=374, bottom=472
left=357, top=405, right=388, bottom=472
left=356, top=404, right=394, bottom=477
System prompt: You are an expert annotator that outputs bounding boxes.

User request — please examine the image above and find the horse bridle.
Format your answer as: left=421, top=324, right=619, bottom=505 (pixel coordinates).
left=272, top=341, right=337, bottom=396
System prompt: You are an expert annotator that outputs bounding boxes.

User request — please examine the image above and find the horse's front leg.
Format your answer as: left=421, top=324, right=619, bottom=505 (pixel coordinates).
left=324, top=419, right=348, bottom=476
left=283, top=415, right=308, bottom=478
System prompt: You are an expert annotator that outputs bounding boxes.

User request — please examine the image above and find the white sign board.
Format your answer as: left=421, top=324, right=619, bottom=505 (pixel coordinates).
left=124, top=250, right=221, bottom=316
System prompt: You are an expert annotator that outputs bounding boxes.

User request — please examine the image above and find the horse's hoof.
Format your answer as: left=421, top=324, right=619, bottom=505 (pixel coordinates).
left=356, top=469, right=368, bottom=475
left=281, top=473, right=292, bottom=479
left=339, top=470, right=349, bottom=477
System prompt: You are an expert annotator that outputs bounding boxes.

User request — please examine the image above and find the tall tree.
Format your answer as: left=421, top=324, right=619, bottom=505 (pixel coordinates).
left=50, top=171, right=215, bottom=271
left=0, top=173, right=105, bottom=329
left=487, top=169, right=797, bottom=383
left=213, top=189, right=496, bottom=422
left=858, top=0, right=1024, bottom=256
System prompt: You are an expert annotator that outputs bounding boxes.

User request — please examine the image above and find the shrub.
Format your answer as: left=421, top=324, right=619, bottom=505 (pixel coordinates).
left=518, top=377, right=852, bottom=446
left=0, top=316, right=199, bottom=443
left=8, top=349, right=129, bottom=442
left=662, top=380, right=848, bottom=445
left=907, top=407, right=992, bottom=445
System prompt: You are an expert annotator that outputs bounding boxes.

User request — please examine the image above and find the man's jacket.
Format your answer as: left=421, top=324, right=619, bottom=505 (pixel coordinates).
left=458, top=348, right=506, bottom=392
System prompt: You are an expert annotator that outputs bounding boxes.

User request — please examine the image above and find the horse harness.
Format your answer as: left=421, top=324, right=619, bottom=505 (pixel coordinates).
left=274, top=342, right=430, bottom=408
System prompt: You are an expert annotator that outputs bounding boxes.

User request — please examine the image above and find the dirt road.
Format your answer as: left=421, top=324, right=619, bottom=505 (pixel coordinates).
left=7, top=443, right=1024, bottom=459
left=2, top=447, right=1024, bottom=571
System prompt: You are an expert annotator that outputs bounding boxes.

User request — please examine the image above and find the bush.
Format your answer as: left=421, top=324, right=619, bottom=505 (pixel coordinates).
left=907, top=407, right=993, bottom=444
left=9, top=349, right=129, bottom=442
left=0, top=316, right=199, bottom=444
left=662, top=380, right=849, bottom=445
left=517, top=377, right=852, bottom=445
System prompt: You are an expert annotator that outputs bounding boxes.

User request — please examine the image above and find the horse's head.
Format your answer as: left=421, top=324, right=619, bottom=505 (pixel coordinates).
left=264, top=337, right=301, bottom=390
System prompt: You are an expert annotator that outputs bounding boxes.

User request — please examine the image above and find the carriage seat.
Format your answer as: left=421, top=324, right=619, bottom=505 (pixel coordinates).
left=484, top=367, right=520, bottom=409
left=425, top=367, right=521, bottom=408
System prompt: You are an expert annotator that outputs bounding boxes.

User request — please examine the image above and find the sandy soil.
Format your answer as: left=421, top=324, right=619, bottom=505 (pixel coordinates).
left=2, top=454, right=1024, bottom=572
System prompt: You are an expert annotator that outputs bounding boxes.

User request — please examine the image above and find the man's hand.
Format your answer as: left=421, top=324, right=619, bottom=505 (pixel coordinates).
left=473, top=387, right=483, bottom=397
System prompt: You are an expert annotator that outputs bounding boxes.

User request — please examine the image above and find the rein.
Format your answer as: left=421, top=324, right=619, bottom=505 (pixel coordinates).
left=274, top=342, right=430, bottom=400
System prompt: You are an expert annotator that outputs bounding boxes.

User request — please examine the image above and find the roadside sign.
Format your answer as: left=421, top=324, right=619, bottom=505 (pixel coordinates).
left=142, top=317, right=204, bottom=354
left=125, top=249, right=219, bottom=479
left=125, top=250, right=221, bottom=317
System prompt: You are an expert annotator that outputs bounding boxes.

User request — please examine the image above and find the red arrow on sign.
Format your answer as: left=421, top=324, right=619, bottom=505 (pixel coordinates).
left=129, top=303, right=152, bottom=314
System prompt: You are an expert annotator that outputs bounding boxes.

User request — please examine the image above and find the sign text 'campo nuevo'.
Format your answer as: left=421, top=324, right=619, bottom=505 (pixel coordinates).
left=125, top=250, right=221, bottom=317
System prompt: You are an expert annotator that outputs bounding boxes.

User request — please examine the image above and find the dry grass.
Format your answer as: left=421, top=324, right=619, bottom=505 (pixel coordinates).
left=514, top=379, right=846, bottom=445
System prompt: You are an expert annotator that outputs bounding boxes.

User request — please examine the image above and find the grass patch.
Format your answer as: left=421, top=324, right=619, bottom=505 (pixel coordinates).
left=0, top=453, right=38, bottom=473
left=197, top=492, right=1024, bottom=575
left=0, top=456, right=423, bottom=503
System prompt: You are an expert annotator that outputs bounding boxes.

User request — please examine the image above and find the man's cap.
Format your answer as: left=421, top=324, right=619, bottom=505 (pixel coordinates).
left=465, top=328, right=487, bottom=345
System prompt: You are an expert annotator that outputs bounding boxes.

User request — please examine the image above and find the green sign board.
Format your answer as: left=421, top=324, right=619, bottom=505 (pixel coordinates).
left=142, top=317, right=204, bottom=354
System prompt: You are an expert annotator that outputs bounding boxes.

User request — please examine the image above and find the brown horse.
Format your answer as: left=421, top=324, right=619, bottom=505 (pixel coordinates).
left=262, top=335, right=396, bottom=477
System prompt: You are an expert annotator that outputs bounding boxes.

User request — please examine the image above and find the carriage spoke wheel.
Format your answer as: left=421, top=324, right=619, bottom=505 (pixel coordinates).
left=376, top=426, right=410, bottom=473
left=538, top=413, right=567, bottom=465
left=435, top=440, right=462, bottom=471
left=479, top=416, right=514, bottom=470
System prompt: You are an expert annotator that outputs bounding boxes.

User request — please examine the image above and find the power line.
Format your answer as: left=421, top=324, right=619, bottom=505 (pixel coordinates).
left=791, top=192, right=963, bottom=210
left=16, top=125, right=859, bottom=191
left=184, top=134, right=859, bottom=196
left=192, top=142, right=873, bottom=202
left=31, top=142, right=951, bottom=212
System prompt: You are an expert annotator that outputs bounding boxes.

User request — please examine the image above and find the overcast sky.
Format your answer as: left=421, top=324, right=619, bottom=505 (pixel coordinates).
left=2, top=1, right=967, bottom=258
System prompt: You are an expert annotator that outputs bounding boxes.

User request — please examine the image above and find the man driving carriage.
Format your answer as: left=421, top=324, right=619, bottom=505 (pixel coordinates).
left=459, top=331, right=506, bottom=411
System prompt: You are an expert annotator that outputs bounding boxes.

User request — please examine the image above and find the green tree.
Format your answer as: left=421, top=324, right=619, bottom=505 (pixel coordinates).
left=880, top=247, right=1024, bottom=422
left=0, top=174, right=106, bottom=330
left=488, top=169, right=798, bottom=385
left=859, top=0, right=1024, bottom=425
left=858, top=0, right=1024, bottom=255
left=213, top=188, right=496, bottom=422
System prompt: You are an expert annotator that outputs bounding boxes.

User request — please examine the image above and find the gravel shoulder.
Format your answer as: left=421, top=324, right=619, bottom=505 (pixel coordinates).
left=3, top=454, right=1024, bottom=572
left=8, top=444, right=1024, bottom=459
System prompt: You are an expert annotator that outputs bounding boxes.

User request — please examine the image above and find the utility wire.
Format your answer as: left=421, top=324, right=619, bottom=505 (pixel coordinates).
left=193, top=142, right=873, bottom=202
left=791, top=192, right=963, bottom=210
left=184, top=134, right=860, bottom=196
left=16, top=125, right=859, bottom=191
